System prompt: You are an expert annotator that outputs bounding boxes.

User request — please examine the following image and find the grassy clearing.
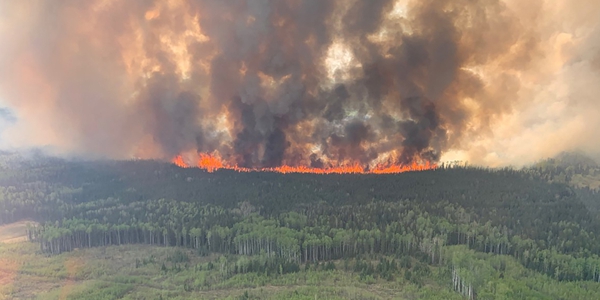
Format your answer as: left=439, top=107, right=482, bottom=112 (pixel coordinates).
left=0, top=221, right=35, bottom=244
left=9, top=218, right=596, bottom=300
left=4, top=240, right=599, bottom=299
left=571, top=173, right=600, bottom=189
left=0, top=238, right=462, bottom=300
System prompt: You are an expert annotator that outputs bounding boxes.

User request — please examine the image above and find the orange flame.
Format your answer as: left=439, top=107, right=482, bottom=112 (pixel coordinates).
left=172, top=152, right=437, bottom=174
left=198, top=152, right=224, bottom=172
left=172, top=155, right=189, bottom=168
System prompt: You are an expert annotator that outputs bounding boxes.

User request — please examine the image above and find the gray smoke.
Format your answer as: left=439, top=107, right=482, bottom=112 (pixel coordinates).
left=0, top=0, right=598, bottom=167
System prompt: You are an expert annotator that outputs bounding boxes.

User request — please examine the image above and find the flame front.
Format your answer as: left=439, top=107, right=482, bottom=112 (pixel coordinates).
left=172, top=155, right=189, bottom=168
left=198, top=153, right=224, bottom=173
left=172, top=153, right=436, bottom=174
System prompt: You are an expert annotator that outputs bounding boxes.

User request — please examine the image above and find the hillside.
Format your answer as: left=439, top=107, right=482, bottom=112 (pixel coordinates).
left=531, top=151, right=600, bottom=186
left=530, top=151, right=600, bottom=213
left=1, top=154, right=600, bottom=299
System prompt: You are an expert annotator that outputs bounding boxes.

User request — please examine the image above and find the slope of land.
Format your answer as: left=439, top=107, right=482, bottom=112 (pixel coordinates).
left=530, top=151, right=600, bottom=187
left=1, top=154, right=600, bottom=299
left=530, top=151, right=600, bottom=212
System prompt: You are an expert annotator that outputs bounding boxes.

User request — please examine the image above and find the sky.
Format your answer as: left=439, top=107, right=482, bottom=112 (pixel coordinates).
left=0, top=0, right=598, bottom=167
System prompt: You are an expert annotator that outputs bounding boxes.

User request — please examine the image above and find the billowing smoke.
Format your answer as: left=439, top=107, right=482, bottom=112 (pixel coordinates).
left=0, top=0, right=598, bottom=167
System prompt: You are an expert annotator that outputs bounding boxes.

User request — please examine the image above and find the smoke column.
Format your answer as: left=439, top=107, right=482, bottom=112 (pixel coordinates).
left=0, top=0, right=598, bottom=167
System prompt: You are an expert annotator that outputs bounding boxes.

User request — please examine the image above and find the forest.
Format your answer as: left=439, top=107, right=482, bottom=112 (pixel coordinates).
left=1, top=151, right=600, bottom=299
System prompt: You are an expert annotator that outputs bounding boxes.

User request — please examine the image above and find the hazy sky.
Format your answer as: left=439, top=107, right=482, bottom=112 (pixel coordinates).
left=0, top=0, right=598, bottom=167
left=441, top=0, right=600, bottom=166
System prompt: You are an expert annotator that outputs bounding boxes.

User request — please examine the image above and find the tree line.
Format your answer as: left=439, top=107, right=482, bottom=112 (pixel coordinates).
left=1, top=153, right=600, bottom=299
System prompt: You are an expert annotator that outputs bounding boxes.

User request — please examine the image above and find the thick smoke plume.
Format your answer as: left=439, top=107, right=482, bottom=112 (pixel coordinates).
left=0, top=0, right=598, bottom=167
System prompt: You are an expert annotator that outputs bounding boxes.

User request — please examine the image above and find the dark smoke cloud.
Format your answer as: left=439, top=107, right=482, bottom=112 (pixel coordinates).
left=0, top=0, right=597, bottom=167
left=142, top=74, right=203, bottom=158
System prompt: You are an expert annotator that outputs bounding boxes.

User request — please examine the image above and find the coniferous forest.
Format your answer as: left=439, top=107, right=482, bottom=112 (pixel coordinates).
left=2, top=152, right=600, bottom=299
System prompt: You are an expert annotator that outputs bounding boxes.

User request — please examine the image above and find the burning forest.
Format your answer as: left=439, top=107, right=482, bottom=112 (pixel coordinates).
left=171, top=153, right=437, bottom=174
left=0, top=0, right=599, bottom=168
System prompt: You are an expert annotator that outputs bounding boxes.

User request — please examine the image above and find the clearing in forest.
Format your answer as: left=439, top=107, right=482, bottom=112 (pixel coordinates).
left=0, top=221, right=35, bottom=244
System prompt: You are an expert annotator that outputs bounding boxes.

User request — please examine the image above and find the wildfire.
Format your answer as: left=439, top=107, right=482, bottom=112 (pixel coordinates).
left=198, top=152, right=223, bottom=172
left=172, top=155, right=189, bottom=168
left=172, top=153, right=437, bottom=174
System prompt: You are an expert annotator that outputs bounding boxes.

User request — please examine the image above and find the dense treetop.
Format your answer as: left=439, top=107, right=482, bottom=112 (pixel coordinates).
left=2, top=152, right=600, bottom=299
